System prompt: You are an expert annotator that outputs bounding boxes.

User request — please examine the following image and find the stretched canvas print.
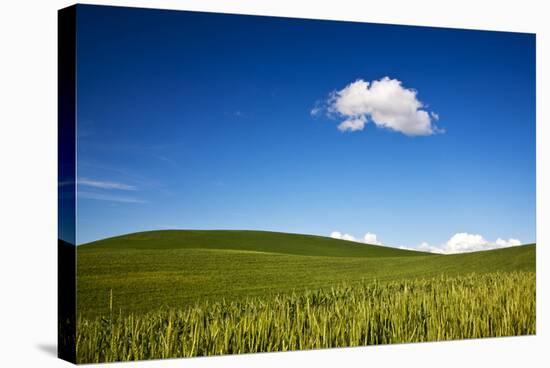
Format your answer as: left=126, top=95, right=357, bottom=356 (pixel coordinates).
left=58, top=4, right=536, bottom=364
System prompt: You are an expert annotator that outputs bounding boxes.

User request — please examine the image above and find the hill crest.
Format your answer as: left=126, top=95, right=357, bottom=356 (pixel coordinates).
left=79, top=229, right=432, bottom=258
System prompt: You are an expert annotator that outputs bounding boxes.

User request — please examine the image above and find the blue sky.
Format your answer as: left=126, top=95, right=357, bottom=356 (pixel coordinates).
left=75, top=5, right=535, bottom=252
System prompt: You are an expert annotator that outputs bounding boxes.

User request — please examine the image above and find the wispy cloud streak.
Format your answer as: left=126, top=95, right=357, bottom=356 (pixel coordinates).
left=78, top=178, right=136, bottom=191
left=78, top=191, right=147, bottom=204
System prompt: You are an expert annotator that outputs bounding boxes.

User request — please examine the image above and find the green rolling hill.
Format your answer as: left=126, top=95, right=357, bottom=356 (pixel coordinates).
left=79, top=229, right=431, bottom=257
left=77, top=230, right=536, bottom=317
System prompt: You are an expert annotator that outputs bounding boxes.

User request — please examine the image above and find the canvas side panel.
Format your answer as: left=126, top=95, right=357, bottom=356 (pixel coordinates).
left=58, top=5, right=77, bottom=364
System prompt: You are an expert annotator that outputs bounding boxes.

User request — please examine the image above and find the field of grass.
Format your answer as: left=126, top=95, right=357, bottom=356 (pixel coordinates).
left=77, top=272, right=535, bottom=363
left=76, top=230, right=536, bottom=363
left=77, top=230, right=535, bottom=316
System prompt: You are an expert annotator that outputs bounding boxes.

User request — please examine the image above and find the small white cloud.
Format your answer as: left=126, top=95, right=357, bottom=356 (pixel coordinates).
left=330, top=231, right=357, bottom=242
left=417, top=233, right=523, bottom=254
left=330, top=231, right=383, bottom=245
left=444, top=233, right=489, bottom=253
left=363, top=232, right=382, bottom=245
left=337, top=116, right=367, bottom=132
left=341, top=233, right=357, bottom=241
left=330, top=231, right=342, bottom=239
left=417, top=241, right=446, bottom=254
left=399, top=242, right=443, bottom=253
left=495, top=238, right=522, bottom=247
left=321, top=77, right=440, bottom=136
left=78, top=178, right=136, bottom=191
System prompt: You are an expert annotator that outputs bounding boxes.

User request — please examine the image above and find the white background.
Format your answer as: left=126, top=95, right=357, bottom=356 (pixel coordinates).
left=0, top=0, right=547, bottom=366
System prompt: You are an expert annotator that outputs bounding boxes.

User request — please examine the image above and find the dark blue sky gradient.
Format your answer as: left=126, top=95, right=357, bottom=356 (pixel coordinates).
left=75, top=5, right=535, bottom=247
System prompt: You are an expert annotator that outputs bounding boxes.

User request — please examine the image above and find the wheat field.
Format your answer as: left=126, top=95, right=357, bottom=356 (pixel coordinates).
left=76, top=271, right=535, bottom=363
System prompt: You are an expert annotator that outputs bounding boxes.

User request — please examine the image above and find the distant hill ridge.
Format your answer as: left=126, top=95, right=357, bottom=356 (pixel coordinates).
left=80, top=229, right=432, bottom=258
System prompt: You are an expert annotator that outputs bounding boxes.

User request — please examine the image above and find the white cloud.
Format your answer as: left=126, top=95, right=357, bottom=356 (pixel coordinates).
left=325, top=77, right=440, bottom=136
left=330, top=230, right=523, bottom=254
left=330, top=231, right=343, bottom=239
left=337, top=116, right=367, bottom=132
left=363, top=232, right=382, bottom=245
left=495, top=238, right=522, bottom=248
left=330, top=231, right=383, bottom=245
left=78, top=178, right=136, bottom=190
left=342, top=234, right=357, bottom=241
left=416, top=233, right=522, bottom=254
left=330, top=231, right=356, bottom=242
left=417, top=241, right=446, bottom=254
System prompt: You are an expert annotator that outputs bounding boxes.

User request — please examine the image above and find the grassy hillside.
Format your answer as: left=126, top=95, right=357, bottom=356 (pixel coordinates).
left=79, top=230, right=431, bottom=257
left=77, top=230, right=535, bottom=317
